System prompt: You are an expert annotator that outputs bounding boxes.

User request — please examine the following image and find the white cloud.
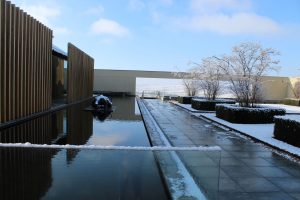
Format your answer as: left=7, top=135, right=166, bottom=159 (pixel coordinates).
left=21, top=4, right=72, bottom=37
left=176, top=12, right=282, bottom=35
left=21, top=4, right=60, bottom=26
left=91, top=18, right=130, bottom=37
left=85, top=5, right=105, bottom=15
left=164, top=0, right=283, bottom=36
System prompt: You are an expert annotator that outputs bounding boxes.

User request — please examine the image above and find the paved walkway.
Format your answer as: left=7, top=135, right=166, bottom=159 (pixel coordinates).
left=143, top=99, right=300, bottom=200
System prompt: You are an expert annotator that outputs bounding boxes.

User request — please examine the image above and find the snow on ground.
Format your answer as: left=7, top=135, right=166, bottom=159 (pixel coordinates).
left=275, top=115, right=300, bottom=123
left=0, top=143, right=220, bottom=151
left=199, top=113, right=300, bottom=157
left=260, top=104, right=300, bottom=114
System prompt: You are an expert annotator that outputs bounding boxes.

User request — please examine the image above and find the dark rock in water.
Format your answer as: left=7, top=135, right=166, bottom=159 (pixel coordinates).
left=92, top=95, right=112, bottom=109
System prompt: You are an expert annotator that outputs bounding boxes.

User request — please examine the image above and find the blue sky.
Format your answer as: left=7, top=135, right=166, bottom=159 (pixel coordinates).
left=11, top=0, right=300, bottom=76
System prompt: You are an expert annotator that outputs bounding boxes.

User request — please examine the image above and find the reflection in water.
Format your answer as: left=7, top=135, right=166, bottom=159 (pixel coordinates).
left=92, top=110, right=112, bottom=122
left=0, top=98, right=169, bottom=199
left=0, top=97, right=147, bottom=146
left=66, top=103, right=93, bottom=145
left=0, top=111, right=65, bottom=144
left=0, top=147, right=58, bottom=200
left=88, top=97, right=150, bottom=146
left=0, top=148, right=169, bottom=200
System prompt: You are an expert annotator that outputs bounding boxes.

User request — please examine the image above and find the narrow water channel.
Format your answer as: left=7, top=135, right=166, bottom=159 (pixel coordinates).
left=0, top=97, right=169, bottom=200
left=0, top=97, right=149, bottom=146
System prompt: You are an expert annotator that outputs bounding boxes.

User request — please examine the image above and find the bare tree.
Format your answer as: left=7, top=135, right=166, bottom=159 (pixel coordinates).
left=173, top=69, right=199, bottom=96
left=215, top=42, right=280, bottom=107
left=191, top=57, right=223, bottom=100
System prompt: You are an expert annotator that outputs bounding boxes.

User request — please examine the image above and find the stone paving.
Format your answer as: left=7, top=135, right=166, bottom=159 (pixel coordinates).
left=142, top=99, right=300, bottom=200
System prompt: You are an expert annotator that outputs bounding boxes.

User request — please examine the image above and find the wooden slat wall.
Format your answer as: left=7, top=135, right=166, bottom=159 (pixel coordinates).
left=0, top=0, right=53, bottom=123
left=67, top=43, right=94, bottom=103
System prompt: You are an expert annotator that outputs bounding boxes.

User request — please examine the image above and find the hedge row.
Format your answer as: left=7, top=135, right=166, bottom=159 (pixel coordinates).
left=282, top=98, right=300, bottom=106
left=216, top=104, right=286, bottom=124
left=274, top=117, right=300, bottom=147
left=161, top=96, right=179, bottom=101
left=178, top=96, right=194, bottom=104
left=191, top=99, right=235, bottom=111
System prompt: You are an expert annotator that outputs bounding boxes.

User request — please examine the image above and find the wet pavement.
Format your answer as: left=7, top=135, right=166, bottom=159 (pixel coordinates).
left=142, top=99, right=300, bottom=200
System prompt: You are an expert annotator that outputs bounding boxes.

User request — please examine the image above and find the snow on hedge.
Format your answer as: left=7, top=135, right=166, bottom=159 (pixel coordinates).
left=216, top=104, right=286, bottom=113
left=192, top=98, right=235, bottom=103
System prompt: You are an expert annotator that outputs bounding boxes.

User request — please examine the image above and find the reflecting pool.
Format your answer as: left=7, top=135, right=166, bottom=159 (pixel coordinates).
left=0, top=147, right=169, bottom=200
left=0, top=97, right=149, bottom=146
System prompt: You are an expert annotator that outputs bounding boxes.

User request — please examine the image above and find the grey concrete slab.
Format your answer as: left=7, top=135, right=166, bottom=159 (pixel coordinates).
left=269, top=178, right=300, bottom=192
left=218, top=192, right=253, bottom=200
left=251, top=167, right=292, bottom=178
left=248, top=192, right=295, bottom=200
left=142, top=99, right=300, bottom=199
left=232, top=177, right=280, bottom=192
left=221, top=166, right=261, bottom=178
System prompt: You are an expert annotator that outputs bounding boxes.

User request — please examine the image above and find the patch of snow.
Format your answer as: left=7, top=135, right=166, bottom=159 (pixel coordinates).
left=260, top=104, right=300, bottom=114
left=274, top=115, right=300, bottom=123
left=0, top=143, right=220, bottom=151
left=52, top=45, right=67, bottom=57
left=199, top=113, right=300, bottom=157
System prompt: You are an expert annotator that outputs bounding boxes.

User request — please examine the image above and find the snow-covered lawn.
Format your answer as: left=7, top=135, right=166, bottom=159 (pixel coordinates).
left=275, top=115, right=300, bottom=123
left=198, top=113, right=300, bottom=157
left=260, top=104, right=300, bottom=114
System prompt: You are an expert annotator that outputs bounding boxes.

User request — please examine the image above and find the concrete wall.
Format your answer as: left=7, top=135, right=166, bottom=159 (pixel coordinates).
left=94, top=69, right=187, bottom=95
left=286, top=77, right=300, bottom=98
left=94, top=69, right=300, bottom=102
left=94, top=70, right=136, bottom=95
left=260, top=76, right=289, bottom=102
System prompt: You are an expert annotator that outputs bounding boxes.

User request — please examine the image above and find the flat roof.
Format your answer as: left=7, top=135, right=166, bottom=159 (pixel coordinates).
left=52, top=45, right=67, bottom=60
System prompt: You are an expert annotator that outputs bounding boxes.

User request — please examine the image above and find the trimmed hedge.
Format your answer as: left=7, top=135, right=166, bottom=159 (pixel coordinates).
left=274, top=116, right=300, bottom=147
left=191, top=99, right=235, bottom=111
left=170, top=96, right=179, bottom=101
left=178, top=96, right=194, bottom=104
left=216, top=104, right=286, bottom=124
left=282, top=98, right=300, bottom=106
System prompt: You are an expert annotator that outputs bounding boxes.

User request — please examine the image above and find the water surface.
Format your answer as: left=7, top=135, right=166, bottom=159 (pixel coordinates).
left=0, top=97, right=149, bottom=146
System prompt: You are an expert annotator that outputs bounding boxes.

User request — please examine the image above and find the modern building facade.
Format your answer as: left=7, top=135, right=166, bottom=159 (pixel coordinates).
left=0, top=0, right=94, bottom=124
